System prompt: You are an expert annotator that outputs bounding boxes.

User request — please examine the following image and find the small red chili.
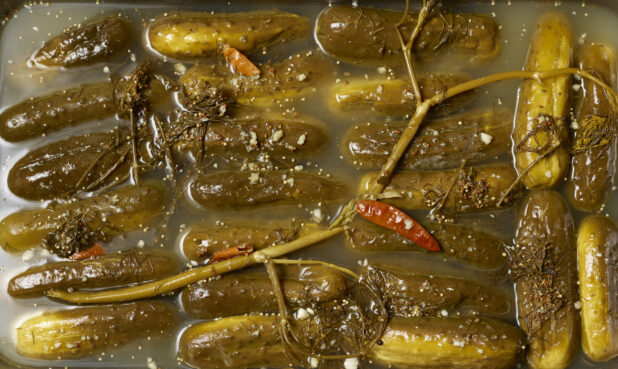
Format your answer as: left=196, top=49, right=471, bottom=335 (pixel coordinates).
left=208, top=243, right=254, bottom=264
left=356, top=200, right=440, bottom=252
left=69, top=243, right=106, bottom=261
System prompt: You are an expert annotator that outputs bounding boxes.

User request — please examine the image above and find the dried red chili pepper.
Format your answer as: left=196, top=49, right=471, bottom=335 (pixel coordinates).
left=208, top=243, right=254, bottom=264
left=356, top=200, right=440, bottom=252
left=69, top=243, right=105, bottom=261
left=222, top=44, right=261, bottom=77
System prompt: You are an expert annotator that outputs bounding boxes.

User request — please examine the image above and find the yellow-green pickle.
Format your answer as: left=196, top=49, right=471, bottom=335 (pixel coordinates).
left=179, top=314, right=525, bottom=369
left=315, top=5, right=500, bottom=66
left=513, top=12, right=573, bottom=189
left=513, top=191, right=580, bottom=369
left=181, top=265, right=347, bottom=319
left=577, top=215, right=618, bottom=361
left=16, top=301, right=176, bottom=359
left=567, top=43, right=618, bottom=211
left=148, top=10, right=309, bottom=59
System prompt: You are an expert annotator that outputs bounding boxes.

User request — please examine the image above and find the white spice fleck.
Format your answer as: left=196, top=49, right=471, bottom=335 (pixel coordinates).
left=174, top=63, right=186, bottom=74
left=272, top=130, right=283, bottom=142
left=344, top=358, right=359, bottom=369
left=479, top=132, right=493, bottom=145
left=297, top=134, right=306, bottom=146
left=296, top=73, right=307, bottom=81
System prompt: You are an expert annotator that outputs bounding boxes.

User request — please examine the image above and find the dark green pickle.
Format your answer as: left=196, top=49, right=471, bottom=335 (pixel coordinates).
left=8, top=249, right=178, bottom=297
left=31, top=16, right=131, bottom=68
left=343, top=109, right=512, bottom=170
left=182, top=265, right=347, bottom=319
left=316, top=5, right=500, bottom=66
left=189, top=170, right=348, bottom=208
left=514, top=191, right=579, bottom=369
left=346, top=218, right=508, bottom=275
left=16, top=301, right=176, bottom=359
left=362, top=264, right=511, bottom=318
left=567, top=43, right=617, bottom=212
left=8, top=129, right=130, bottom=200
left=0, top=81, right=116, bottom=142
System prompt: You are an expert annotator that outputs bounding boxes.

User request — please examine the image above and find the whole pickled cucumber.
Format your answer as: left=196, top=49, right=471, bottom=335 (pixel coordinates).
left=8, top=129, right=130, bottom=201
left=189, top=170, right=348, bottom=208
left=329, top=73, right=474, bottom=117
left=513, top=191, right=579, bottom=369
left=577, top=215, right=618, bottom=361
left=567, top=43, right=617, bottom=211
left=182, top=218, right=318, bottom=261
left=31, top=16, right=131, bottom=68
left=343, top=109, right=512, bottom=170
left=149, top=10, right=309, bottom=59
left=182, top=265, right=347, bottom=319
left=8, top=249, right=177, bottom=297
left=513, top=12, right=573, bottom=189
left=175, top=113, right=328, bottom=159
left=316, top=5, right=500, bottom=66
left=359, top=163, right=524, bottom=212
left=0, top=182, right=167, bottom=252
left=346, top=218, right=508, bottom=275
left=179, top=314, right=525, bottom=369
left=16, top=301, right=176, bottom=359
left=0, top=81, right=117, bottom=142
left=180, top=51, right=333, bottom=107
left=362, top=265, right=511, bottom=318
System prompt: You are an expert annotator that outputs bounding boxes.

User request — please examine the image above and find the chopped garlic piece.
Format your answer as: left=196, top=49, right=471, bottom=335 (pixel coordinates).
left=479, top=132, right=493, bottom=145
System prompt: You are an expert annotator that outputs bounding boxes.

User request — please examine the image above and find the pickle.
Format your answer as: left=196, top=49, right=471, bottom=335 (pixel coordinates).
left=180, top=51, right=333, bottom=107
left=8, top=129, right=130, bottom=201
left=359, top=163, right=523, bottom=212
left=175, top=113, right=327, bottom=159
left=0, top=182, right=167, bottom=252
left=346, top=218, right=508, bottom=275
left=577, top=215, right=618, bottom=361
left=362, top=265, right=511, bottom=318
left=567, top=43, right=617, bottom=211
left=316, top=5, right=500, bottom=67
left=8, top=249, right=177, bottom=297
left=513, top=12, right=573, bottom=189
left=31, top=16, right=131, bottom=68
left=329, top=73, right=474, bottom=117
left=16, top=301, right=176, bottom=359
left=368, top=316, right=525, bottom=369
left=0, top=81, right=116, bottom=142
left=343, top=109, right=512, bottom=170
left=180, top=314, right=524, bottom=369
left=182, top=218, right=318, bottom=261
left=513, top=191, right=579, bottom=369
left=148, top=10, right=309, bottom=59
left=182, top=265, right=347, bottom=319
left=189, top=170, right=348, bottom=208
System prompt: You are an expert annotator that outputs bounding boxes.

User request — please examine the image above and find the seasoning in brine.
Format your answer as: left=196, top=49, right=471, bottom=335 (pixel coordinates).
left=316, top=5, right=500, bottom=67
left=567, top=43, right=617, bottom=211
left=149, top=10, right=309, bottom=59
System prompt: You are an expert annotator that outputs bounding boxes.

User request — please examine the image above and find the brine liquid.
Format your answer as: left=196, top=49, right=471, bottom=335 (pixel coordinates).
left=0, top=1, right=615, bottom=368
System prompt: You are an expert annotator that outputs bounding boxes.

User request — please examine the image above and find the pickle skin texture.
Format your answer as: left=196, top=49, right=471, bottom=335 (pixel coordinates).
left=182, top=218, right=318, bottom=261
left=316, top=5, right=500, bottom=67
left=329, top=74, right=474, bottom=117
left=180, top=52, right=333, bottom=107
left=180, top=315, right=525, bottom=369
left=8, top=249, right=177, bottom=297
left=0, top=182, right=167, bottom=252
left=346, top=218, right=508, bottom=275
left=0, top=81, right=117, bottom=142
left=514, top=191, right=579, bottom=369
left=189, top=170, right=348, bottom=208
left=31, top=16, right=131, bottom=68
left=182, top=265, right=347, bottom=319
left=8, top=129, right=130, bottom=201
left=567, top=43, right=618, bottom=211
left=342, top=109, right=512, bottom=170
left=577, top=215, right=618, bottom=361
left=16, top=301, right=176, bottom=359
left=149, top=10, right=309, bottom=59
left=359, top=163, right=523, bottom=212
left=513, top=12, right=573, bottom=189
